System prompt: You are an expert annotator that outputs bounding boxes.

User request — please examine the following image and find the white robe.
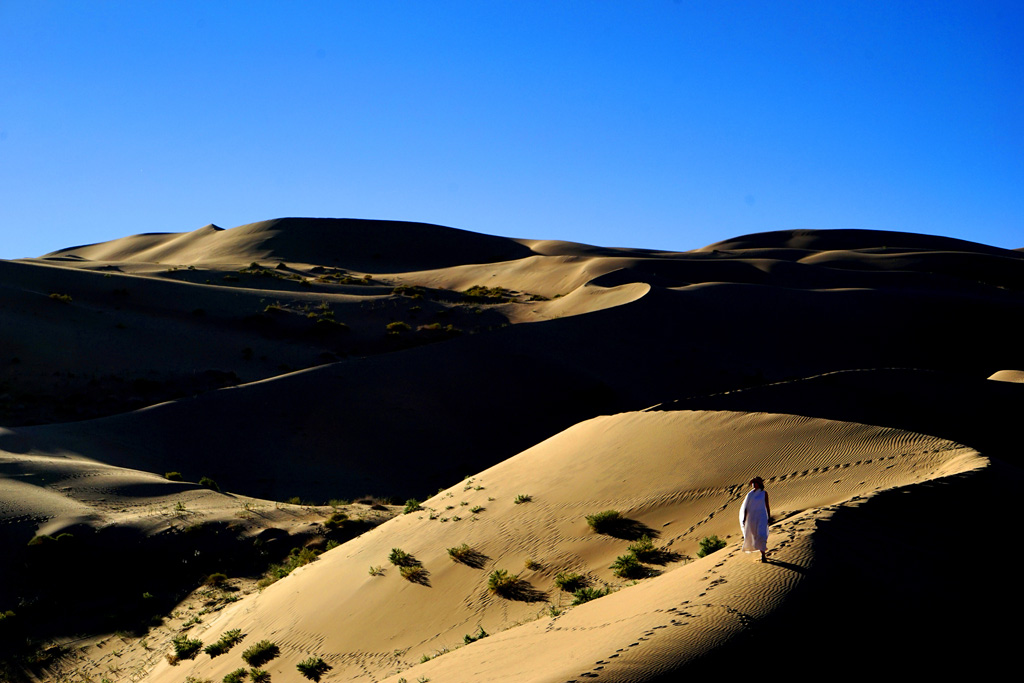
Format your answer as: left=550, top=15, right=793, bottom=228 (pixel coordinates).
left=739, top=488, right=769, bottom=552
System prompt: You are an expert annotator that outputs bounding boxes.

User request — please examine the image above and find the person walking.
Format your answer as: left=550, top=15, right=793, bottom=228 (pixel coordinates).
left=739, top=476, right=771, bottom=562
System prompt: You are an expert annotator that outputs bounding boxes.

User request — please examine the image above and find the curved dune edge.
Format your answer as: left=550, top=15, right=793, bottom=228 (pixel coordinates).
left=107, top=410, right=983, bottom=683
left=988, top=369, right=1024, bottom=383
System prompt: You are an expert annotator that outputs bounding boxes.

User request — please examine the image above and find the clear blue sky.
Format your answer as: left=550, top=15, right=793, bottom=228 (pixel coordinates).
left=2, top=1, right=1022, bottom=258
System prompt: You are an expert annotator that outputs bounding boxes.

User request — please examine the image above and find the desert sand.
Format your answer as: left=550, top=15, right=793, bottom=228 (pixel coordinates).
left=1, top=218, right=1022, bottom=681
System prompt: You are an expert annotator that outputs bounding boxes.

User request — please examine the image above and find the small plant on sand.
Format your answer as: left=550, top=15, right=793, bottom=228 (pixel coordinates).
left=249, top=669, right=270, bottom=683
left=258, top=547, right=319, bottom=588
left=524, top=558, right=542, bottom=571
left=404, top=499, right=422, bottom=514
left=697, top=535, right=727, bottom=558
left=389, top=548, right=417, bottom=567
left=223, top=669, right=247, bottom=683
left=487, top=569, right=521, bottom=597
left=571, top=586, right=610, bottom=605
left=628, top=535, right=658, bottom=562
left=165, top=472, right=183, bottom=481
left=205, top=572, right=228, bottom=587
left=514, top=494, right=532, bottom=504
left=586, top=510, right=621, bottom=534
left=553, top=571, right=587, bottom=593
left=296, top=656, right=332, bottom=681
left=470, top=505, right=484, bottom=514
left=199, top=476, right=220, bottom=492
left=241, top=640, right=279, bottom=667
left=386, top=321, right=411, bottom=335
left=204, top=629, right=245, bottom=657
left=369, top=565, right=385, bottom=576
left=463, top=626, right=489, bottom=644
left=400, top=565, right=429, bottom=583
left=49, top=292, right=72, bottom=304
left=610, top=552, right=646, bottom=579
left=447, top=544, right=474, bottom=563
left=171, top=634, right=203, bottom=660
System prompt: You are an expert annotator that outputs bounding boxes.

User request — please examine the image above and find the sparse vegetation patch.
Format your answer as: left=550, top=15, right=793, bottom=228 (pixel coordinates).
left=697, top=535, right=727, bottom=557
left=297, top=657, right=332, bottom=681
left=241, top=640, right=280, bottom=667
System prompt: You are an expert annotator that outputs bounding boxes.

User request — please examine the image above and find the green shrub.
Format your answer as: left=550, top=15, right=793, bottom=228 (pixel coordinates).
left=165, top=472, right=183, bottom=481
left=697, top=535, right=727, bottom=557
left=49, top=292, right=72, bottom=304
left=404, top=499, right=422, bottom=514
left=553, top=571, right=587, bottom=593
left=172, top=634, right=203, bottom=660
left=627, top=535, right=658, bottom=562
left=461, top=285, right=513, bottom=302
left=487, top=569, right=520, bottom=596
left=324, top=511, right=348, bottom=529
left=610, top=552, right=646, bottom=579
left=296, top=657, right=332, bottom=681
left=241, top=640, right=279, bottom=667
left=571, top=586, right=609, bottom=605
left=470, top=505, right=484, bottom=514
left=386, top=321, right=411, bottom=335
left=204, top=629, right=245, bottom=657
left=463, top=626, right=489, bottom=644
left=389, top=548, right=418, bottom=567
left=524, top=558, right=542, bottom=570
left=513, top=494, right=532, bottom=504
left=447, top=544, right=473, bottom=563
left=199, top=476, right=220, bottom=492
left=223, top=669, right=247, bottom=683
left=368, top=565, right=385, bottom=576
left=585, top=510, right=621, bottom=534
left=258, top=547, right=319, bottom=588
left=400, top=565, right=429, bottom=583
left=205, top=572, right=228, bottom=587
left=249, top=669, right=270, bottom=683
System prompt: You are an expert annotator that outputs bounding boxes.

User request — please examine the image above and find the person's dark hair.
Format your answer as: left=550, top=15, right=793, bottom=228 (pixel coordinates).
left=750, top=476, right=765, bottom=489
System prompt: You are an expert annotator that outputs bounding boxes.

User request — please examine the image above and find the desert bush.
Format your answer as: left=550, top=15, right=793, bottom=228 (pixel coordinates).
left=296, top=657, right=332, bottom=681
left=165, top=472, right=183, bottom=481
left=241, top=640, right=279, bottom=667
left=628, top=535, right=658, bottom=562
left=461, top=285, right=513, bottom=302
left=223, top=669, right=247, bottom=683
left=400, top=565, right=429, bottom=583
left=368, top=565, right=385, bottom=576
left=585, top=510, right=621, bottom=534
left=553, top=571, right=587, bottom=593
left=610, top=552, right=646, bottom=579
left=199, top=476, right=220, bottom=492
left=203, top=629, right=244, bottom=657
left=524, top=558, right=542, bottom=570
left=572, top=586, right=610, bottom=605
left=487, top=569, right=520, bottom=596
left=171, top=634, right=203, bottom=660
left=447, top=544, right=473, bottom=563
left=324, top=511, right=347, bottom=529
left=404, top=499, right=422, bottom=514
left=697, top=535, right=727, bottom=557
left=249, top=669, right=270, bottom=683
left=258, top=547, right=319, bottom=588
left=386, top=321, right=411, bottom=334
left=205, top=572, right=228, bottom=587
left=49, top=293, right=72, bottom=304
left=389, top=548, right=418, bottom=567
left=513, top=494, right=532, bottom=504
left=463, top=626, right=489, bottom=644
left=470, top=505, right=484, bottom=514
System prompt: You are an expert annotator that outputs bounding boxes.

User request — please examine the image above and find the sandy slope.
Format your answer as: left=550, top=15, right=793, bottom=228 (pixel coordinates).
left=127, top=409, right=981, bottom=683
left=2, top=219, right=1023, bottom=680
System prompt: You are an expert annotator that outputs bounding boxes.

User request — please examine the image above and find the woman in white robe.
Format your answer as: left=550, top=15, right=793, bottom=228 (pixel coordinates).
left=739, top=476, right=771, bottom=562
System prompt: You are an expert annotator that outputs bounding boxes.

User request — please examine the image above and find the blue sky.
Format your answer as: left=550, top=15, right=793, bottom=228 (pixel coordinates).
left=2, top=1, right=1022, bottom=258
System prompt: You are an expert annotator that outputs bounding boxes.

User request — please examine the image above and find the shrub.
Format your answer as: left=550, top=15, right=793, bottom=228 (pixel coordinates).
left=249, top=669, right=270, bottom=683
left=553, top=571, right=587, bottom=593
left=628, top=535, right=658, bottom=562
left=199, top=476, right=220, bottom=492
left=386, top=321, right=411, bottom=335
left=368, top=565, right=385, bottom=576
left=223, top=669, right=247, bottom=683
left=389, top=548, right=417, bottom=567
left=463, top=626, right=489, bottom=644
left=610, top=552, right=646, bottom=579
left=470, top=505, right=484, bottom=514
left=171, top=634, right=203, bottom=660
left=296, top=657, right=332, bottom=681
left=165, top=472, right=183, bottom=481
left=324, top=511, right=348, bottom=529
left=571, top=586, right=609, bottom=605
left=447, top=544, right=473, bottom=563
left=404, top=499, right=422, bottom=514
left=697, top=535, right=727, bottom=557
left=49, top=292, right=72, bottom=304
left=241, top=640, right=279, bottom=667
left=400, top=565, right=429, bottom=583
left=524, top=558, right=542, bottom=570
left=204, top=629, right=245, bottom=657
left=487, top=569, right=520, bottom=596
left=585, top=510, right=621, bottom=534
left=205, top=572, right=228, bottom=587
left=513, top=494, right=532, bottom=504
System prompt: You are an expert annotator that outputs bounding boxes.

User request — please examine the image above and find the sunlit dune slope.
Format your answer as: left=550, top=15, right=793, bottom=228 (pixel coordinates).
left=144, top=409, right=981, bottom=683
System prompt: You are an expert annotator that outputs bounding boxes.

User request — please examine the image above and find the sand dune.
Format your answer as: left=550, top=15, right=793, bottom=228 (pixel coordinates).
left=2, top=219, right=1023, bottom=680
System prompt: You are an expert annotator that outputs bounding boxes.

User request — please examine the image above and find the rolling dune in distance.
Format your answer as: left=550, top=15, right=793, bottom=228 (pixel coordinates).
left=2, top=218, right=1022, bottom=680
